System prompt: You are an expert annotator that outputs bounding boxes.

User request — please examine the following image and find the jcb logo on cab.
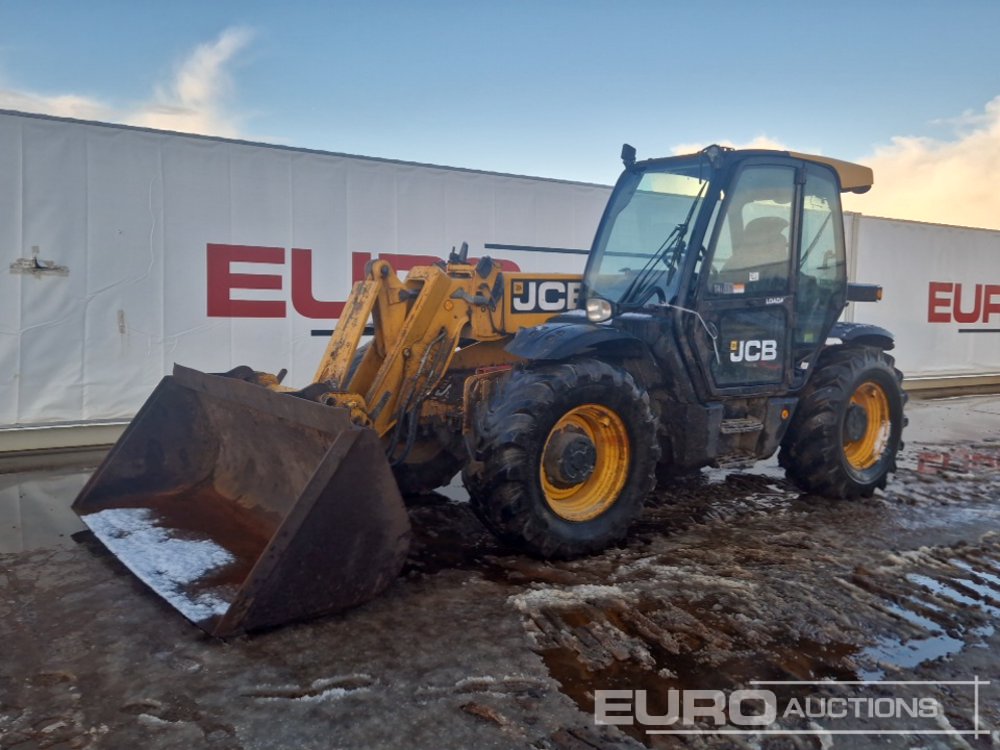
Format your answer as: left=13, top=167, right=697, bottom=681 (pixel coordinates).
left=730, top=339, right=778, bottom=363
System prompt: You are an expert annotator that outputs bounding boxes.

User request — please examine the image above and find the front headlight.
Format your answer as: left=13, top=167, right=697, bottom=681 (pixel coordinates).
left=586, top=297, right=613, bottom=323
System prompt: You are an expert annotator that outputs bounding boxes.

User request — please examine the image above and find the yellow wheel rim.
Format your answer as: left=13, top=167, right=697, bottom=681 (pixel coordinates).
left=540, top=404, right=630, bottom=522
left=843, top=381, right=891, bottom=471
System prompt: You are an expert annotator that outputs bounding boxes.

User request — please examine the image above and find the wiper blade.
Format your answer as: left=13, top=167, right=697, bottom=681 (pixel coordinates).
left=618, top=229, right=682, bottom=307
left=619, top=180, right=708, bottom=307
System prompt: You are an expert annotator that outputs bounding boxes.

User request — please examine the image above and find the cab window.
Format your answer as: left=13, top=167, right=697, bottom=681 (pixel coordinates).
left=794, top=166, right=846, bottom=362
left=708, top=166, right=795, bottom=297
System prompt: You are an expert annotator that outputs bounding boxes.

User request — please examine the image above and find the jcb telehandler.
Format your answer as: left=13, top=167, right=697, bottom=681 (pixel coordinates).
left=74, top=145, right=905, bottom=636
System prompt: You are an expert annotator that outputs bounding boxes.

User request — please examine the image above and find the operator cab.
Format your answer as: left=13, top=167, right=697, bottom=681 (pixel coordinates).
left=582, top=145, right=873, bottom=397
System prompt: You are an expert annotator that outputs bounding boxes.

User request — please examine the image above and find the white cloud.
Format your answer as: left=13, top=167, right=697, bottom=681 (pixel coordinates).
left=0, top=27, right=252, bottom=139
left=845, top=95, right=1000, bottom=231
left=0, top=88, right=112, bottom=121
left=126, top=27, right=253, bottom=138
left=669, top=103, right=1000, bottom=232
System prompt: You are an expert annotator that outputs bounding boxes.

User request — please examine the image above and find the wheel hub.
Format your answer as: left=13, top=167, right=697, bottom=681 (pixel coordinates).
left=844, top=403, right=869, bottom=442
left=543, top=428, right=597, bottom=488
left=539, top=402, right=631, bottom=522
left=843, top=380, right=892, bottom=472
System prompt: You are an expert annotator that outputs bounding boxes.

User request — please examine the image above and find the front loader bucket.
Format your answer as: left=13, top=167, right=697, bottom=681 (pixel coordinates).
left=72, top=365, right=410, bottom=637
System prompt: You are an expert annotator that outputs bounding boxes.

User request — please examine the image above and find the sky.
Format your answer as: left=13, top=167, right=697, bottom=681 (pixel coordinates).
left=2, top=1, right=1000, bottom=229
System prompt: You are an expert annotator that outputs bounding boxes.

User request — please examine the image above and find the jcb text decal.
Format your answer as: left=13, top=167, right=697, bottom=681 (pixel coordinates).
left=730, top=339, right=778, bottom=363
left=511, top=279, right=582, bottom=313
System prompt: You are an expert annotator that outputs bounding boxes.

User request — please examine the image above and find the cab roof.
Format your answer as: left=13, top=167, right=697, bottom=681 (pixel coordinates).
left=786, top=150, right=874, bottom=194
left=715, top=147, right=874, bottom=194
left=641, top=146, right=875, bottom=194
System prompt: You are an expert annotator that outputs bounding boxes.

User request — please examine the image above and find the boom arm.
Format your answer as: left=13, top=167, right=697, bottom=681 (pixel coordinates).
left=312, top=258, right=507, bottom=438
left=304, top=257, right=584, bottom=443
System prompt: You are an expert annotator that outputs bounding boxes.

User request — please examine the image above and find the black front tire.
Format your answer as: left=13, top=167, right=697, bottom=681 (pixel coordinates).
left=780, top=346, right=906, bottom=497
left=463, top=359, right=659, bottom=558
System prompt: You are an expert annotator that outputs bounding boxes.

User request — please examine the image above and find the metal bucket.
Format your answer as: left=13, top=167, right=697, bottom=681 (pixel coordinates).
left=73, top=365, right=410, bottom=637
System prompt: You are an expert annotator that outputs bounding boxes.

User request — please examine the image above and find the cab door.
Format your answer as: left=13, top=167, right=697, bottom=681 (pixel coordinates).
left=689, top=160, right=798, bottom=395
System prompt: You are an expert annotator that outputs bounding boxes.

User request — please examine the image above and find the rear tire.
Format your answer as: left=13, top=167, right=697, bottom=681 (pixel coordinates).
left=780, top=346, right=906, bottom=497
left=463, top=359, right=659, bottom=558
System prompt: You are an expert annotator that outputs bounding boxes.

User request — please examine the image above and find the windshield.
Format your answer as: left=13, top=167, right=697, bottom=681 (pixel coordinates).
left=585, top=158, right=711, bottom=307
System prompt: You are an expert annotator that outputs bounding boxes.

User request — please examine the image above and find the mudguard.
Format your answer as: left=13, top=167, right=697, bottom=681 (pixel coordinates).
left=827, top=321, right=895, bottom=351
left=505, top=316, right=645, bottom=361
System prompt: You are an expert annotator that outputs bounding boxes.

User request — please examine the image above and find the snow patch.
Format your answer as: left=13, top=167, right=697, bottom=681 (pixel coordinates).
left=453, top=673, right=535, bottom=688
left=508, top=584, right=630, bottom=612
left=454, top=675, right=497, bottom=688
left=611, top=558, right=756, bottom=591
left=249, top=674, right=375, bottom=703
left=84, top=507, right=235, bottom=623
left=137, top=713, right=179, bottom=726
left=289, top=687, right=353, bottom=703
left=254, top=682, right=371, bottom=703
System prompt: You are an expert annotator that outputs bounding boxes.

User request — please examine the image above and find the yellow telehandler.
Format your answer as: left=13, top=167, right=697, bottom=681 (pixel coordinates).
left=74, top=145, right=905, bottom=636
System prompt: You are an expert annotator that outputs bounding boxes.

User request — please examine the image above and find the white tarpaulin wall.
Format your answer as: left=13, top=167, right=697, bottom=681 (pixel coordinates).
left=849, top=216, right=1000, bottom=379
left=1, top=110, right=999, bottom=430
left=0, top=111, right=608, bottom=427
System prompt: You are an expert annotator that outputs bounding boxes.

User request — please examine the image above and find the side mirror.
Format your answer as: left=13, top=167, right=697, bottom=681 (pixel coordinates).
left=621, top=143, right=636, bottom=170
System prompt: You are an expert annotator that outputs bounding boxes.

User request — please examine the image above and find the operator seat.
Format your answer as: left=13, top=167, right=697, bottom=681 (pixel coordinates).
left=719, top=216, right=790, bottom=292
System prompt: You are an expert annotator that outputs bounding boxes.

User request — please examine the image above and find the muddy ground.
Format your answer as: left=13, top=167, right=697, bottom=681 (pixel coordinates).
left=1, top=395, right=999, bottom=749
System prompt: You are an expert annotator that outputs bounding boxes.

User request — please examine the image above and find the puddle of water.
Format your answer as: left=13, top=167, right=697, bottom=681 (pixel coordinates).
left=903, top=592, right=946, bottom=615
left=858, top=631, right=967, bottom=681
left=948, top=577, right=1000, bottom=613
left=0, top=469, right=92, bottom=553
left=971, top=624, right=996, bottom=642
left=879, top=600, right=944, bottom=634
left=858, top=560, right=1000, bottom=679
left=907, top=573, right=1000, bottom=617
left=949, top=557, right=1000, bottom=590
